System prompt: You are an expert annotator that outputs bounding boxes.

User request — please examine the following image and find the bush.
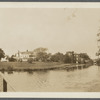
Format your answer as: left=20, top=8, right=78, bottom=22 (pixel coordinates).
left=27, top=58, right=34, bottom=63
left=9, top=57, right=17, bottom=62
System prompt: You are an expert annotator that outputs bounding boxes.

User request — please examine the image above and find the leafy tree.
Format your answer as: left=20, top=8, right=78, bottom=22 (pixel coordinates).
left=63, top=51, right=76, bottom=63
left=27, top=58, right=34, bottom=63
left=8, top=55, right=17, bottom=62
left=34, top=47, right=49, bottom=62
left=63, top=54, right=72, bottom=63
left=0, top=48, right=5, bottom=60
left=11, top=55, right=15, bottom=58
left=8, top=57, right=17, bottom=62
left=50, top=52, right=64, bottom=62
left=34, top=47, right=48, bottom=54
left=79, top=53, right=90, bottom=60
left=36, top=52, right=50, bottom=62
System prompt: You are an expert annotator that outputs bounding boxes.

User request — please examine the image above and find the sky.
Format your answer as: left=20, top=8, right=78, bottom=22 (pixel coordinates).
left=0, top=8, right=100, bottom=59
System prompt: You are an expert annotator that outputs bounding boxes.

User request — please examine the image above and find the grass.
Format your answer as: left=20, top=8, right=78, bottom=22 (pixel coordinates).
left=0, top=61, right=92, bottom=71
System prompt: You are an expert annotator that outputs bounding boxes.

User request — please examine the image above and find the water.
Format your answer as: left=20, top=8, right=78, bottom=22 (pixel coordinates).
left=1, top=65, right=100, bottom=92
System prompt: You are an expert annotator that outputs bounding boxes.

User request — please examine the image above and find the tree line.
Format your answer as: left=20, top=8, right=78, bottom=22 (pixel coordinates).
left=0, top=48, right=93, bottom=64
left=28, top=47, right=92, bottom=64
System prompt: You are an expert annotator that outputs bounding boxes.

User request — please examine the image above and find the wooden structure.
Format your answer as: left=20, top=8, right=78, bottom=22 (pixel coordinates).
left=0, top=72, right=16, bottom=92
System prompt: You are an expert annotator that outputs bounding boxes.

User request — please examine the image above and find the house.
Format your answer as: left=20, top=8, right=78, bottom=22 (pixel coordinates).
left=66, top=51, right=84, bottom=64
left=1, top=56, right=9, bottom=62
left=14, top=50, right=36, bottom=61
left=66, top=51, right=79, bottom=63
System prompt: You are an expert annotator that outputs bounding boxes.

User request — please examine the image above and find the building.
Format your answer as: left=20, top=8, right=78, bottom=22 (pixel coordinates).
left=1, top=57, right=8, bottom=62
left=1, top=55, right=9, bottom=62
left=66, top=51, right=85, bottom=64
left=14, top=50, right=36, bottom=61
left=66, top=51, right=77, bottom=63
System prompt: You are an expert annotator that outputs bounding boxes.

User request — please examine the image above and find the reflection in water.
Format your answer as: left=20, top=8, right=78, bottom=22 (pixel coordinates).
left=27, top=71, right=34, bottom=74
left=35, top=70, right=49, bottom=75
left=7, top=71, right=13, bottom=74
left=1, top=65, right=100, bottom=92
left=1, top=70, right=5, bottom=74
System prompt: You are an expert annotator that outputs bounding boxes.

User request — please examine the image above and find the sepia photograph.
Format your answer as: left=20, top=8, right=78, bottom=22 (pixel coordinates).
left=0, top=3, right=100, bottom=96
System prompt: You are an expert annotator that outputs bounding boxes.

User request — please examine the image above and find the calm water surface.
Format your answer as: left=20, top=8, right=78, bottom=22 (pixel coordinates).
left=2, top=65, right=100, bottom=92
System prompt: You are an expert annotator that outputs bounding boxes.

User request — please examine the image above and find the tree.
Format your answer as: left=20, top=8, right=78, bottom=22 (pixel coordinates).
left=29, top=55, right=34, bottom=57
left=8, top=57, right=17, bottom=62
left=63, top=54, right=72, bottom=63
left=34, top=47, right=49, bottom=62
left=79, top=53, right=90, bottom=60
left=27, top=58, right=34, bottom=63
left=6, top=55, right=10, bottom=60
left=34, top=47, right=48, bottom=54
left=0, top=48, right=5, bottom=60
left=8, top=55, right=17, bottom=62
left=36, top=52, right=50, bottom=62
left=50, top=52, right=64, bottom=62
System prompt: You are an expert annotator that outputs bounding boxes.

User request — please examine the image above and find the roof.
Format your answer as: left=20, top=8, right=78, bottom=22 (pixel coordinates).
left=21, top=51, right=33, bottom=54
left=15, top=51, right=34, bottom=55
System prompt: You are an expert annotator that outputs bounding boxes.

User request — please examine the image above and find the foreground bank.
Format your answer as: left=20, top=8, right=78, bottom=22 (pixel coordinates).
left=0, top=62, right=92, bottom=71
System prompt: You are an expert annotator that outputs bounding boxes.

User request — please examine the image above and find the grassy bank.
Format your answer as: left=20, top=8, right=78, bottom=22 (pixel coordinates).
left=0, top=61, right=92, bottom=71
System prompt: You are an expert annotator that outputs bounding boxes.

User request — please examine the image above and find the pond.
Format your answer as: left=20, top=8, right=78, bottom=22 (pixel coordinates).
left=0, top=65, right=100, bottom=92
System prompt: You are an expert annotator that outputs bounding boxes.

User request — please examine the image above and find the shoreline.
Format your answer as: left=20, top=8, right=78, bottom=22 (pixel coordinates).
left=0, top=62, right=92, bottom=71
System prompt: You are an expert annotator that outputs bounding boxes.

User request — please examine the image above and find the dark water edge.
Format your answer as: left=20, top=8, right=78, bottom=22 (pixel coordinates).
left=0, top=63, right=92, bottom=72
left=0, top=64, right=92, bottom=75
left=0, top=65, right=91, bottom=73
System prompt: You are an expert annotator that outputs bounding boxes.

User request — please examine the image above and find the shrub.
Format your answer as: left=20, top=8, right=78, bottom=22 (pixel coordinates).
left=27, top=58, right=34, bottom=63
left=9, top=57, right=17, bottom=62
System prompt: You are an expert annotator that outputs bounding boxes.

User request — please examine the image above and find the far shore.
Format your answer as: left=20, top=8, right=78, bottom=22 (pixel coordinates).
left=0, top=61, right=92, bottom=71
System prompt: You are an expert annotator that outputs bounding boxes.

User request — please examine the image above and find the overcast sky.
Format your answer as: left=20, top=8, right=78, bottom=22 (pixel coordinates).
left=0, top=8, right=100, bottom=59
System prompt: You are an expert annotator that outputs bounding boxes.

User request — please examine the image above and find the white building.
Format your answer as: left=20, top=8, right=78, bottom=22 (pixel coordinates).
left=1, top=57, right=8, bottom=62
left=14, top=50, right=36, bottom=61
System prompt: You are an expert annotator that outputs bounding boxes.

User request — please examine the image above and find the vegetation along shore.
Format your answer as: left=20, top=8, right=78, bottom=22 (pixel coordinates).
left=0, top=62, right=93, bottom=71
left=0, top=47, right=93, bottom=71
